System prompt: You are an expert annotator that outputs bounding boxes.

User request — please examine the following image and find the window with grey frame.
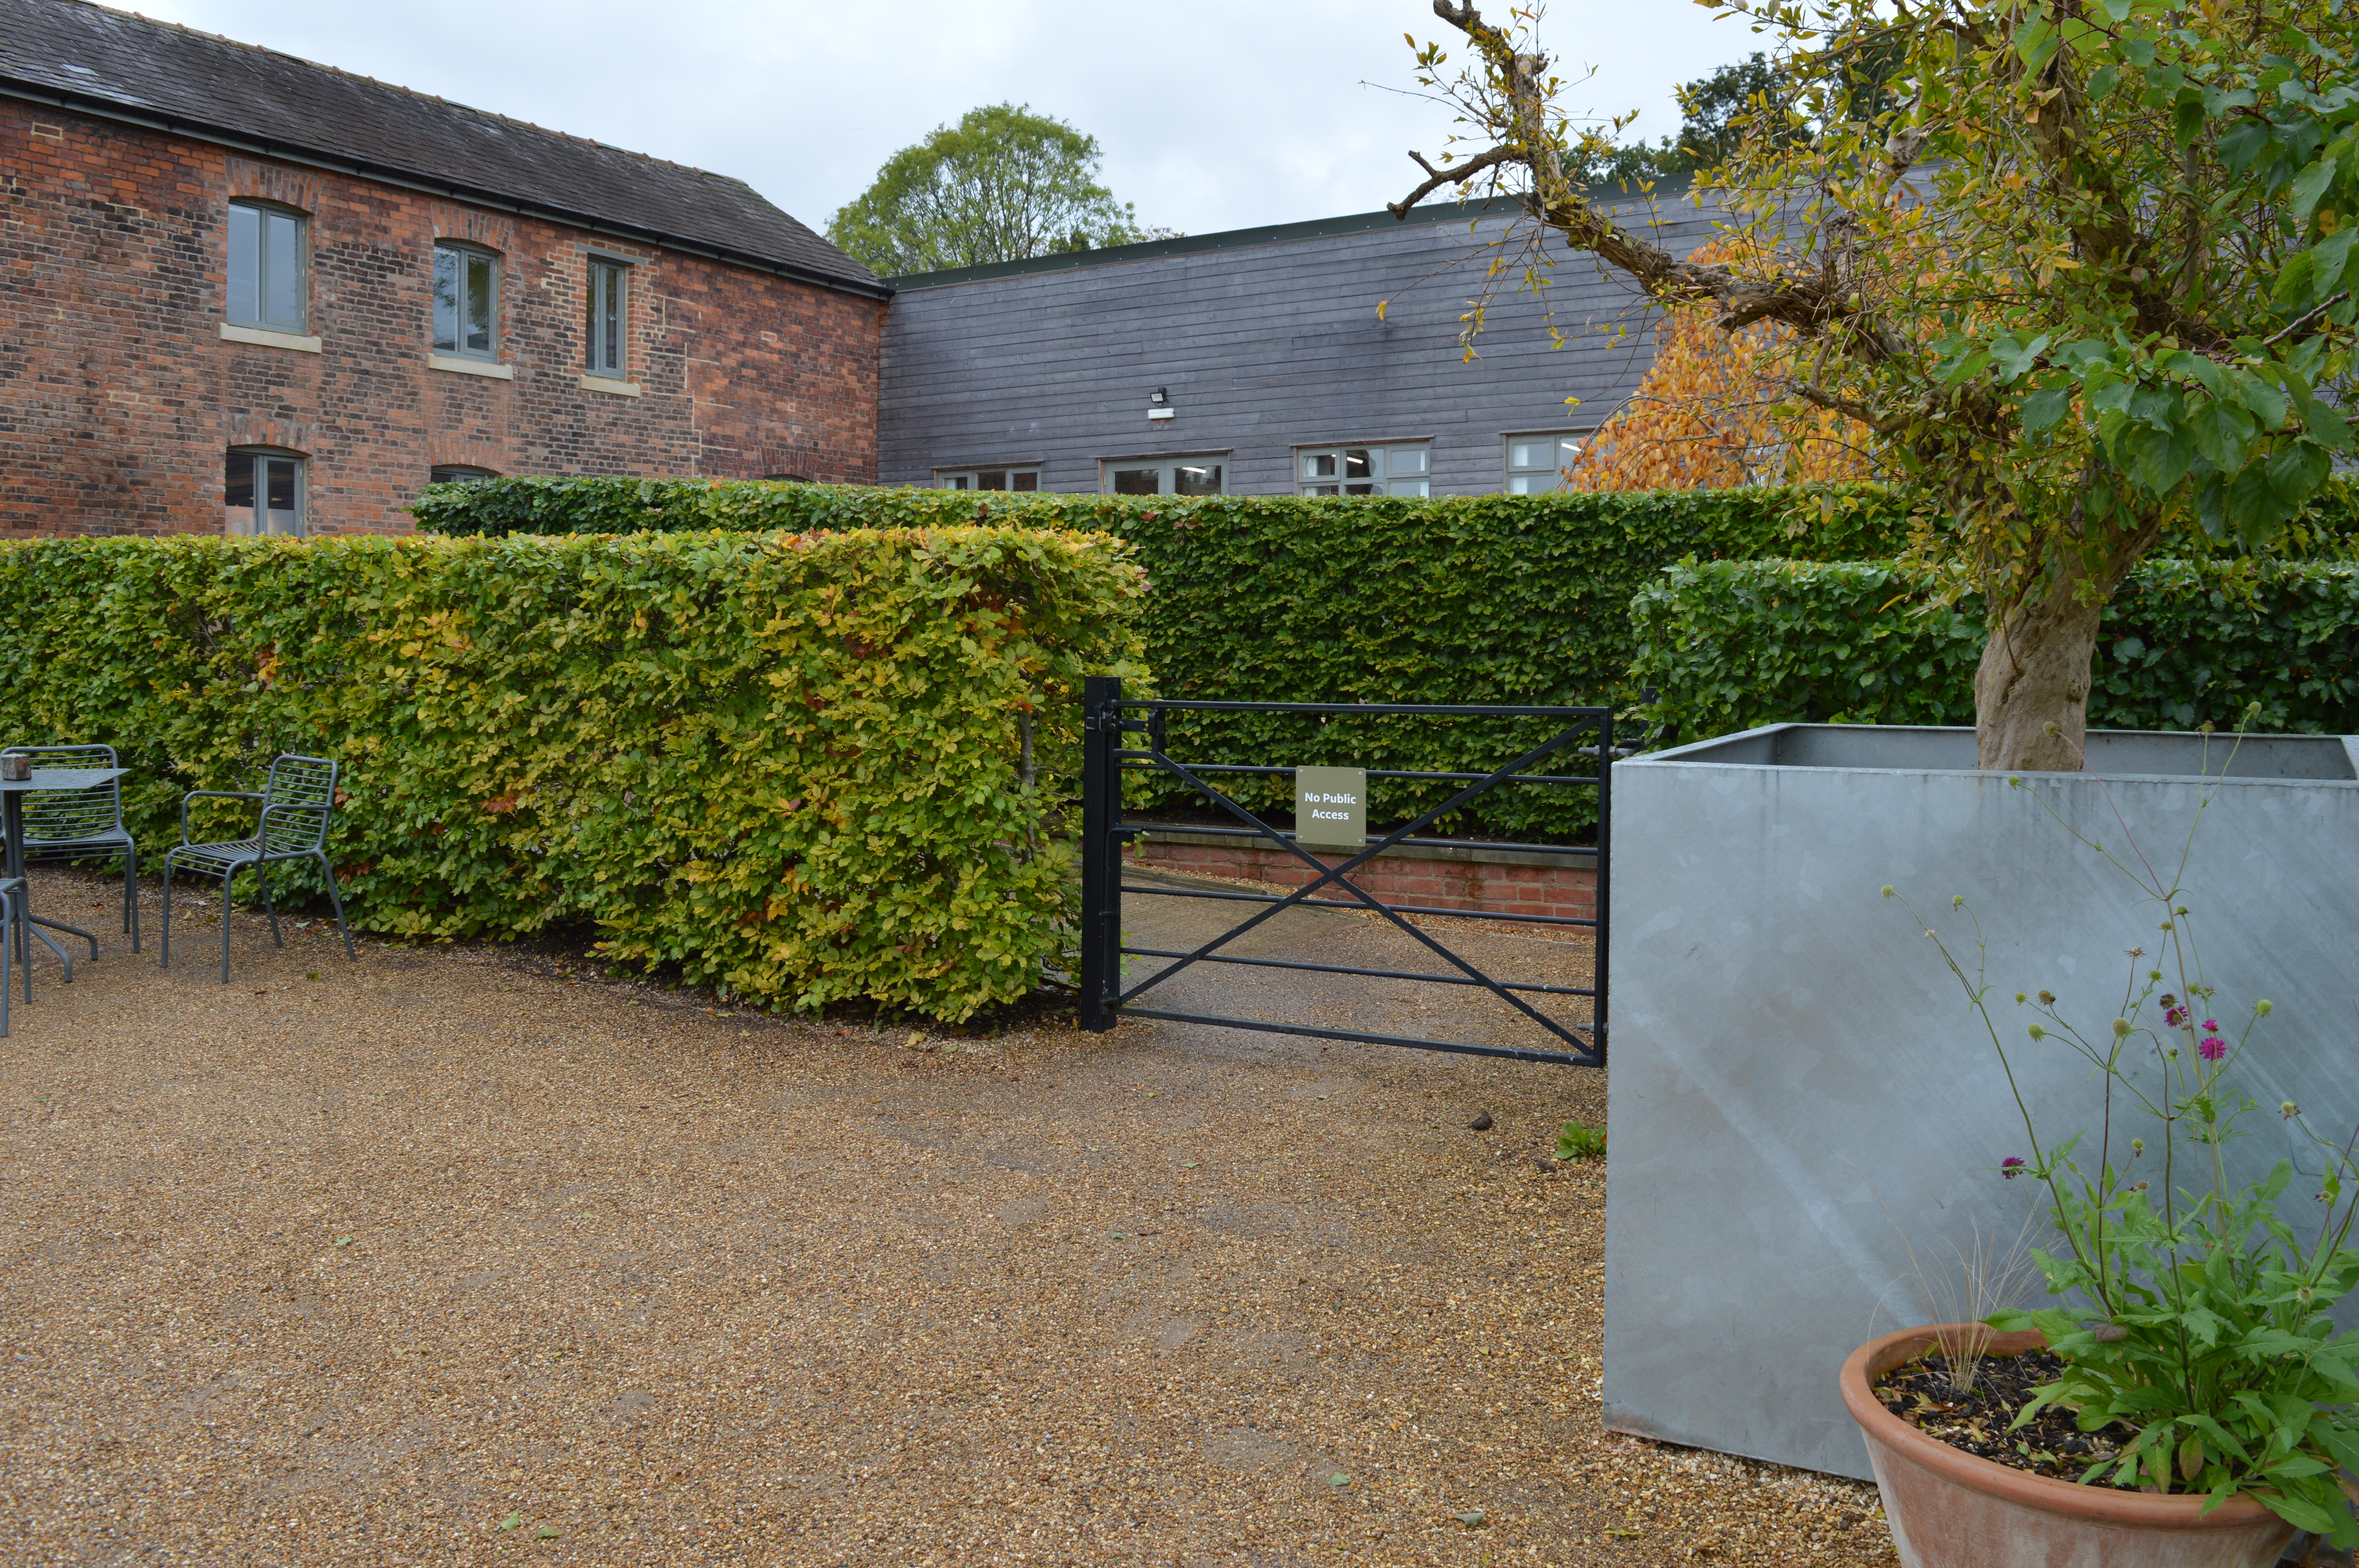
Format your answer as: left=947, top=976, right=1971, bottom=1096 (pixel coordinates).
left=1505, top=433, right=1586, bottom=493
left=1297, top=442, right=1428, bottom=497
left=433, top=243, right=499, bottom=359
left=429, top=465, right=498, bottom=486
left=227, top=200, right=307, bottom=333
left=225, top=448, right=304, bottom=537
left=938, top=467, right=1040, bottom=492
left=586, top=258, right=627, bottom=377
left=1100, top=456, right=1224, bottom=496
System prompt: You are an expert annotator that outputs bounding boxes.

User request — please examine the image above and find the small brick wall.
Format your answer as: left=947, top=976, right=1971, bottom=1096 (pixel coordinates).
left=1130, top=837, right=1596, bottom=923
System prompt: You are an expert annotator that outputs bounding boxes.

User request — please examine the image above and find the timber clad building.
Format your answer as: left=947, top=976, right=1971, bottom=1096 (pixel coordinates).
left=2, top=0, right=1694, bottom=537
left=880, top=194, right=1712, bottom=500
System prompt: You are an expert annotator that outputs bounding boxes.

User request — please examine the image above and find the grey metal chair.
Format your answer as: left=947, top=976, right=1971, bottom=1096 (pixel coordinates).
left=1, top=742, right=138, bottom=953
left=161, top=753, right=355, bottom=983
left=0, top=875, right=25, bottom=1036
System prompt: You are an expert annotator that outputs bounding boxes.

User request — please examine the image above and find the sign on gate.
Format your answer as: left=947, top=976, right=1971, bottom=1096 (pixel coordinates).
left=1293, top=766, right=1367, bottom=849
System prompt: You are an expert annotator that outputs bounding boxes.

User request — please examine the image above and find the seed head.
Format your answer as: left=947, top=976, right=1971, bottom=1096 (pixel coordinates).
left=2027, top=1023, right=2046, bottom=1040
left=1881, top=885, right=1894, bottom=898
left=2283, top=1101, right=2301, bottom=1120
left=2038, top=990, right=2055, bottom=1005
left=2255, top=999, right=2273, bottom=1017
left=2112, top=1018, right=2134, bottom=1039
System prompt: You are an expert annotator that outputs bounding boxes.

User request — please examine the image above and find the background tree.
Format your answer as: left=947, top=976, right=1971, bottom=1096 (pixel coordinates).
left=1395, top=1, right=2356, bottom=770
left=1572, top=53, right=1791, bottom=185
left=1567, top=241, right=1879, bottom=489
left=828, top=103, right=1172, bottom=275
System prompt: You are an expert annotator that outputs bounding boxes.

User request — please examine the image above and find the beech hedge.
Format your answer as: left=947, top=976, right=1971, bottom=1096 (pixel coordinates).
left=413, top=480, right=1928, bottom=839
left=0, top=528, right=1147, bottom=1020
left=1629, top=557, right=2359, bottom=743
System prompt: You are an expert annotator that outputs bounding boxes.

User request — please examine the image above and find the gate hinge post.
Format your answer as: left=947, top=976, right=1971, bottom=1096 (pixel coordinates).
left=1077, top=675, right=1123, bottom=1032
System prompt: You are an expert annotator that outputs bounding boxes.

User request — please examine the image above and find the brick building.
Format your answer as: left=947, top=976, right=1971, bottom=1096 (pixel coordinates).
left=0, top=0, right=886, bottom=538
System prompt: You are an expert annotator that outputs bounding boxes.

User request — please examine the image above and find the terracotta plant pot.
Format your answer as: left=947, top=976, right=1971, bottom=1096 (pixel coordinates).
left=1841, top=1324, right=2299, bottom=1568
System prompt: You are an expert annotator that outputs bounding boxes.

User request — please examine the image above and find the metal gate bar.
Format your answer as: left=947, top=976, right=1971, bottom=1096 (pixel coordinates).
left=1076, top=677, right=1610, bottom=1067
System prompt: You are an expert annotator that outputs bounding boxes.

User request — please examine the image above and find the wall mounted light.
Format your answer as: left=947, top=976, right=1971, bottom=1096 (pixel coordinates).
left=1147, top=386, right=1174, bottom=422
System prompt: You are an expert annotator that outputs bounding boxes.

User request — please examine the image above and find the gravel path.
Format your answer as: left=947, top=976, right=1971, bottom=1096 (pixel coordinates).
left=0, top=866, right=1892, bottom=1566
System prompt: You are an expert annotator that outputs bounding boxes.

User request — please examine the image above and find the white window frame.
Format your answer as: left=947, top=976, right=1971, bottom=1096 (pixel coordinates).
left=1505, top=431, right=1587, bottom=494
left=585, top=256, right=627, bottom=378
left=1099, top=455, right=1228, bottom=497
left=433, top=242, right=501, bottom=360
left=225, top=447, right=305, bottom=537
left=226, top=200, right=308, bottom=334
left=1296, top=441, right=1430, bottom=497
left=936, top=466, right=1041, bottom=493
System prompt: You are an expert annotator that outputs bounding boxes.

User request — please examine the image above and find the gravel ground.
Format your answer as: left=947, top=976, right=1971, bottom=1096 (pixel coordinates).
left=0, top=865, right=1894, bottom=1566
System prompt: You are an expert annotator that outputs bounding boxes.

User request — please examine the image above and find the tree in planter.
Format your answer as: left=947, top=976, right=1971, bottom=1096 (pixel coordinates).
left=1392, top=0, right=2357, bottom=769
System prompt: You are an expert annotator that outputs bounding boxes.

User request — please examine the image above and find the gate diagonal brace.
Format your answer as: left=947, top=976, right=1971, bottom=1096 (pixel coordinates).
left=1118, top=720, right=1599, bottom=1054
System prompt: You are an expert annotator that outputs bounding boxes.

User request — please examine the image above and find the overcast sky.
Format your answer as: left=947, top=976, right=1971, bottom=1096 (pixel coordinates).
left=109, top=1, right=1765, bottom=240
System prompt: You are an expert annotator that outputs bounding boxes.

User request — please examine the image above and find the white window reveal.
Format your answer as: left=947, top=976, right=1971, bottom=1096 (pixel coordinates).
left=1298, top=442, right=1429, bottom=497
left=937, top=468, right=1040, bottom=492
left=1506, top=432, right=1585, bottom=493
left=225, top=448, right=304, bottom=536
left=1101, top=456, right=1225, bottom=496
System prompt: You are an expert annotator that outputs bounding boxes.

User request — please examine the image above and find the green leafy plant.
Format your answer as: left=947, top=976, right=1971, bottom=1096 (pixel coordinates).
left=413, top=477, right=1923, bottom=839
left=1632, top=555, right=2359, bottom=742
left=1558, top=1120, right=1607, bottom=1161
left=0, top=527, right=1146, bottom=1020
left=825, top=102, right=1169, bottom=275
left=1888, top=723, right=2359, bottom=1543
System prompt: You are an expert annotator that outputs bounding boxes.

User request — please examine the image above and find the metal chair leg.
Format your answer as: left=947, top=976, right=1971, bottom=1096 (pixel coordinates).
left=318, top=853, right=355, bottom=960
left=219, top=865, right=237, bottom=985
left=160, top=857, right=172, bottom=969
left=258, top=860, right=282, bottom=949
left=125, top=842, right=140, bottom=954
left=2, top=889, right=13, bottom=1039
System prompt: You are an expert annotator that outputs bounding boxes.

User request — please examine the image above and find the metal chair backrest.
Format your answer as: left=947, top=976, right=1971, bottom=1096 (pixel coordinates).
left=0, top=743, right=124, bottom=844
left=259, top=754, right=338, bottom=856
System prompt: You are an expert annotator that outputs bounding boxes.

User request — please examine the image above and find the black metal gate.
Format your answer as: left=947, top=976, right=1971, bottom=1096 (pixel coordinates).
left=1076, top=677, right=1610, bottom=1067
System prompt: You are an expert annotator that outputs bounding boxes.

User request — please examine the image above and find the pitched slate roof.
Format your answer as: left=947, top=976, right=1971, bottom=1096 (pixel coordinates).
left=0, top=0, right=883, bottom=296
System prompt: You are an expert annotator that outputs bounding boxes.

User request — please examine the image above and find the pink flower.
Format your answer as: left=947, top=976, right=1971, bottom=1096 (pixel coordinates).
left=2203, top=1020, right=2219, bottom=1033
left=2164, top=1005, right=2189, bottom=1028
left=2002, top=1156, right=2027, bottom=1179
left=2200, top=1034, right=2226, bottom=1062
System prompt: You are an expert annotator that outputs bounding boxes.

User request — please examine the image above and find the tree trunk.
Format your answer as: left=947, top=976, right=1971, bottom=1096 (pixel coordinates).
left=1972, top=572, right=2108, bottom=771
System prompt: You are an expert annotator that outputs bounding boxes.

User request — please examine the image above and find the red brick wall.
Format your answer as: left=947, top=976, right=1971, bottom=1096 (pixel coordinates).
left=1132, top=838, right=1597, bottom=923
left=0, top=99, right=883, bottom=538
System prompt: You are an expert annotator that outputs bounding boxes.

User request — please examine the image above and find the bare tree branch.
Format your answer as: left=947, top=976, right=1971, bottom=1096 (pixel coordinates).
left=1385, top=145, right=1520, bottom=218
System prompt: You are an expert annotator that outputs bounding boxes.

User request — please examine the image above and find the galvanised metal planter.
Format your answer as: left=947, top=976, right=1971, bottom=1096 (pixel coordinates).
left=1842, top=1325, right=2297, bottom=1568
left=1603, top=725, right=2359, bottom=1480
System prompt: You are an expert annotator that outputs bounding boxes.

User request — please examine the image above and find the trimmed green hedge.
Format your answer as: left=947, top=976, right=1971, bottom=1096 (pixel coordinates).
left=413, top=481, right=1926, bottom=839
left=1630, top=557, right=2359, bottom=742
left=0, top=528, right=1146, bottom=1020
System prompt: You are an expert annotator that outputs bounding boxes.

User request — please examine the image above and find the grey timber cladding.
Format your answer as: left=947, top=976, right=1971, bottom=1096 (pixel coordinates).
left=879, top=193, right=1722, bottom=496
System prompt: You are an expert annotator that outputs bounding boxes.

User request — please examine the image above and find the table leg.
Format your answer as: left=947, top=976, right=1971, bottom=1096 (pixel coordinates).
left=4, top=797, right=75, bottom=983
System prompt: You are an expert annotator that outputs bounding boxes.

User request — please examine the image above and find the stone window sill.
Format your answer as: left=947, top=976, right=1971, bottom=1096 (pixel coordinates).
left=428, top=353, right=514, bottom=380
left=220, top=322, right=321, bottom=354
left=578, top=375, right=643, bottom=398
